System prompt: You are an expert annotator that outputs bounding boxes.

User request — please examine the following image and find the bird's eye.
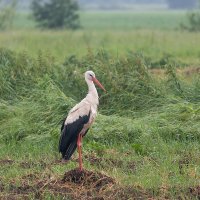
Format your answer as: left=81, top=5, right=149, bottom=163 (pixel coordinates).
left=89, top=74, right=93, bottom=77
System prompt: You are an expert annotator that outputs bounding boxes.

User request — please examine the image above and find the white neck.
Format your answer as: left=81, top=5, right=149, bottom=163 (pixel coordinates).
left=85, top=79, right=99, bottom=105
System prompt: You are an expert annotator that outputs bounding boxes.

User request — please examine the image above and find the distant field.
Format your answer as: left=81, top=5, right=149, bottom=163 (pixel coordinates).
left=13, top=11, right=187, bottom=30
left=0, top=11, right=198, bottom=65
left=80, top=11, right=187, bottom=30
left=0, top=29, right=200, bottom=65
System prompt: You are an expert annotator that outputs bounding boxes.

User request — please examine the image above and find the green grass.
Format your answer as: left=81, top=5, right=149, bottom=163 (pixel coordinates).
left=80, top=11, right=187, bottom=30
left=12, top=12, right=36, bottom=29
left=13, top=11, right=187, bottom=30
left=0, top=10, right=199, bottom=199
left=0, top=48, right=199, bottom=199
left=1, top=30, right=200, bottom=65
left=0, top=11, right=199, bottom=65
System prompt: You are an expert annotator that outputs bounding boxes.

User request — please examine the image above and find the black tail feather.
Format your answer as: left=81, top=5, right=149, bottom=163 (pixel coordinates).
left=63, top=140, right=77, bottom=160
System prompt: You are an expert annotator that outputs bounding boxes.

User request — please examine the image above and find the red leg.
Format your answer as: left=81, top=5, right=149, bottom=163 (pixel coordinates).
left=77, top=133, right=83, bottom=171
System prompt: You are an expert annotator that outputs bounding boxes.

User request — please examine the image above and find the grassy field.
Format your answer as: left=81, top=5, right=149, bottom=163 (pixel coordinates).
left=0, top=11, right=199, bottom=65
left=80, top=11, right=187, bottom=30
left=12, top=11, right=187, bottom=30
left=1, top=30, right=200, bottom=65
left=0, top=11, right=200, bottom=199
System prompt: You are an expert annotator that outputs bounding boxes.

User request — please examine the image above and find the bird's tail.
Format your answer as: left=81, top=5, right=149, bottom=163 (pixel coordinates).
left=63, top=140, right=77, bottom=160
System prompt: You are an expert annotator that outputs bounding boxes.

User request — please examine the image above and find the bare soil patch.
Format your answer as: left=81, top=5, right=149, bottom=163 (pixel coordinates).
left=189, top=186, right=200, bottom=197
left=0, top=159, right=14, bottom=165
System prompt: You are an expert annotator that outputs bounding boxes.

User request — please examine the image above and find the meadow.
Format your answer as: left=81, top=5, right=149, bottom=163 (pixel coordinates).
left=0, top=11, right=200, bottom=199
left=0, top=11, right=200, bottom=64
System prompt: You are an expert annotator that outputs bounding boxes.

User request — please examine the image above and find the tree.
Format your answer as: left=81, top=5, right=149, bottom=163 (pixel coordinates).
left=32, top=0, right=80, bottom=29
left=0, top=0, right=17, bottom=30
left=180, top=0, right=200, bottom=31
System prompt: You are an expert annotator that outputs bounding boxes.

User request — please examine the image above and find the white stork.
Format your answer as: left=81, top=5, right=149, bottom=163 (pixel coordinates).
left=59, top=70, right=106, bottom=171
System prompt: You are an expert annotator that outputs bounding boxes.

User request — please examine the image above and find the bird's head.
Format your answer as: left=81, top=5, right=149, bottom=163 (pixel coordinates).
left=85, top=70, right=106, bottom=92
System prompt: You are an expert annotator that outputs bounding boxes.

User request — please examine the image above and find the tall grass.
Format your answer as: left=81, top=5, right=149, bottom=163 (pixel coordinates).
left=0, top=48, right=199, bottom=141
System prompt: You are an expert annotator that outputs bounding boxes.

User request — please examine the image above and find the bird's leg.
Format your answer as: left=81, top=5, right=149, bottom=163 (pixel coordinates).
left=77, top=133, right=83, bottom=171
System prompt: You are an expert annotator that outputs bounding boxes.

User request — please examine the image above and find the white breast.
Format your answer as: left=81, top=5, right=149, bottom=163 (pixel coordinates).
left=65, top=79, right=99, bottom=127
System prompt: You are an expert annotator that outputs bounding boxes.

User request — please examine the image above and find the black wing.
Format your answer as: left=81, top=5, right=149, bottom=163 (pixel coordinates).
left=59, top=112, right=90, bottom=160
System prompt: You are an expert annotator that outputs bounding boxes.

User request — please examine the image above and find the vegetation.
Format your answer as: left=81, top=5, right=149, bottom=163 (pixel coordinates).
left=0, top=47, right=199, bottom=199
left=1, top=29, right=200, bottom=65
left=0, top=0, right=17, bottom=30
left=12, top=10, right=187, bottom=30
left=181, top=11, right=200, bottom=31
left=0, top=11, right=199, bottom=199
left=0, top=11, right=199, bottom=65
left=179, top=0, right=200, bottom=32
left=32, top=0, right=80, bottom=29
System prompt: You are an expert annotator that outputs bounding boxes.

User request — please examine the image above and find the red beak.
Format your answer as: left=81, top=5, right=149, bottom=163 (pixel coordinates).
left=92, top=77, right=106, bottom=92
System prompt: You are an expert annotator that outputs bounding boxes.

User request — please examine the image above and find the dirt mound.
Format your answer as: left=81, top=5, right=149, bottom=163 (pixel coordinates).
left=62, top=168, right=115, bottom=189
left=1, top=164, right=200, bottom=199
left=3, top=169, right=117, bottom=199
left=57, top=169, right=147, bottom=199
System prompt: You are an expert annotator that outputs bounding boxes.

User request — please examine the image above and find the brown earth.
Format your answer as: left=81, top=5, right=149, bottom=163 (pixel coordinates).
left=0, top=168, right=150, bottom=200
left=0, top=159, right=14, bottom=165
left=0, top=157, right=199, bottom=199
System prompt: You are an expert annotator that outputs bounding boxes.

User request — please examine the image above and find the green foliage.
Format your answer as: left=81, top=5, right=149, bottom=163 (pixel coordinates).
left=181, top=11, right=200, bottom=32
left=0, top=48, right=199, bottom=143
left=32, top=0, right=80, bottom=29
left=0, top=0, right=17, bottom=30
left=166, top=63, right=183, bottom=95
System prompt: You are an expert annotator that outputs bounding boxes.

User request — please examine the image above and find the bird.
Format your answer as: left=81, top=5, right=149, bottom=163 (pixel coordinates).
left=59, top=70, right=106, bottom=171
